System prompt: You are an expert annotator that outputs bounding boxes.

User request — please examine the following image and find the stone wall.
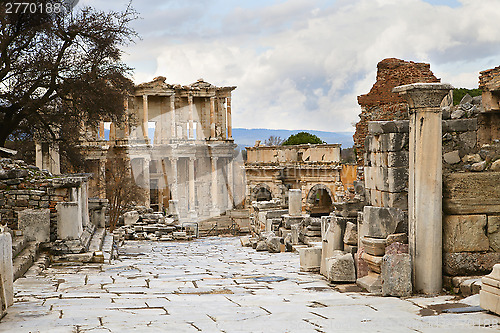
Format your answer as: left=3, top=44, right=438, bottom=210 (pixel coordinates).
left=354, top=58, right=440, bottom=166
left=0, top=158, right=90, bottom=242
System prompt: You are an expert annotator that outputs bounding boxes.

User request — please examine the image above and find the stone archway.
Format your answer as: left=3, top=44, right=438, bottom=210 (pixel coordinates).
left=252, top=183, right=273, bottom=202
left=306, top=184, right=334, bottom=216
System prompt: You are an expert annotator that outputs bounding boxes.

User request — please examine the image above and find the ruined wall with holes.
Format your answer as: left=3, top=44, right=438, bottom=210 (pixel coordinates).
left=354, top=58, right=440, bottom=166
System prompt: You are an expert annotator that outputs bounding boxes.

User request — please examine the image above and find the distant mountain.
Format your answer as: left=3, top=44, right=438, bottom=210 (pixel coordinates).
left=232, top=128, right=354, bottom=149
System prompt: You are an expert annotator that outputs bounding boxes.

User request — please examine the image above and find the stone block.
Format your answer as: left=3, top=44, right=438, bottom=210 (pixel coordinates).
left=443, top=252, right=500, bottom=276
left=343, top=222, right=358, bottom=246
left=361, top=252, right=383, bottom=273
left=320, top=221, right=336, bottom=276
left=355, top=247, right=369, bottom=279
left=365, top=167, right=408, bottom=193
left=357, top=272, right=382, bottom=294
left=344, top=244, right=358, bottom=255
left=326, top=250, right=356, bottom=283
left=381, top=253, right=412, bottom=297
left=362, top=237, right=386, bottom=256
left=385, top=242, right=408, bottom=255
left=367, top=190, right=408, bottom=210
left=0, top=232, right=13, bottom=307
left=442, top=118, right=477, bottom=133
left=386, top=233, right=407, bottom=246
left=443, top=172, right=500, bottom=215
left=17, top=208, right=50, bottom=243
left=299, top=247, right=322, bottom=272
left=487, top=215, right=500, bottom=252
left=291, top=224, right=299, bottom=245
left=443, top=215, right=489, bottom=253
left=123, top=211, right=139, bottom=226
left=255, top=241, right=268, bottom=251
left=368, top=133, right=409, bottom=152
left=363, top=206, right=406, bottom=239
left=480, top=290, right=500, bottom=315
left=283, top=215, right=304, bottom=229
left=266, top=236, right=281, bottom=253
left=331, top=216, right=347, bottom=251
left=56, top=202, right=83, bottom=240
left=443, top=150, right=461, bottom=164
left=240, top=236, right=251, bottom=247
left=288, top=189, right=302, bottom=216
left=367, top=120, right=409, bottom=135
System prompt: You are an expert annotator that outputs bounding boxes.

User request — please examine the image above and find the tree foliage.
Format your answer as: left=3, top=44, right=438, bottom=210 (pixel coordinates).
left=105, top=148, right=146, bottom=231
left=453, top=88, right=482, bottom=105
left=264, top=135, right=283, bottom=146
left=281, top=132, right=325, bottom=146
left=0, top=1, right=138, bottom=166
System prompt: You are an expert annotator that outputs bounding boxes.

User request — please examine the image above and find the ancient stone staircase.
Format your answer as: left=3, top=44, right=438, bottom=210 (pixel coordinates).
left=12, top=235, right=41, bottom=281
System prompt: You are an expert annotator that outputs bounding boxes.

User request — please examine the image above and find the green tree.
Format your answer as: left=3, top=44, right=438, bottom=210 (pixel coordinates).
left=281, top=132, right=325, bottom=146
left=0, top=1, right=138, bottom=164
left=453, top=88, right=482, bottom=105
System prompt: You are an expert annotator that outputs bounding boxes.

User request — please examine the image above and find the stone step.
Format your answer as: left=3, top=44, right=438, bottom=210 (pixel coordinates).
left=102, top=234, right=114, bottom=264
left=13, top=241, right=39, bottom=281
left=24, top=252, right=50, bottom=277
left=88, top=228, right=106, bottom=253
left=12, top=235, right=27, bottom=259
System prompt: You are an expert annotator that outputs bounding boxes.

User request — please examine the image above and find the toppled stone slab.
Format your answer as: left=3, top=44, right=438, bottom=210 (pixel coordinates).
left=326, top=250, right=356, bottom=283
left=361, top=252, right=383, bottom=274
left=266, top=236, right=281, bottom=253
left=381, top=253, right=412, bottom=297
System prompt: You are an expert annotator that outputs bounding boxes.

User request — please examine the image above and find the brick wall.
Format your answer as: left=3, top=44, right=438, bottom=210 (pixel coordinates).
left=354, top=58, right=440, bottom=166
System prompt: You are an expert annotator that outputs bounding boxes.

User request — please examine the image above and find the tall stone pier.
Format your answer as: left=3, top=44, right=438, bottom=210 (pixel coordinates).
left=393, top=83, right=452, bottom=295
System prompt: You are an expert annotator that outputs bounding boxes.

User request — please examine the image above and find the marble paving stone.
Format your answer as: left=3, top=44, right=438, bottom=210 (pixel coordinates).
left=1, top=237, right=498, bottom=332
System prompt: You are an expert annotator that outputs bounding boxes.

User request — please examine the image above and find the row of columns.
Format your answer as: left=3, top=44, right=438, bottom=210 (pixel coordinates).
left=134, top=155, right=234, bottom=217
left=97, top=94, right=234, bottom=143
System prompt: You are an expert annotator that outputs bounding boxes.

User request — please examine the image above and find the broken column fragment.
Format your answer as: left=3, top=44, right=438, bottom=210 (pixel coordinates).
left=326, top=250, right=356, bottom=283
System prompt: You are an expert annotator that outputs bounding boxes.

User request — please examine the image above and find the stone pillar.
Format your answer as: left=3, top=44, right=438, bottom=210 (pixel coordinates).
left=0, top=231, right=13, bottom=307
left=109, top=122, right=116, bottom=140
left=57, top=202, right=83, bottom=240
left=210, top=156, right=219, bottom=214
left=220, top=98, right=227, bottom=139
left=170, top=95, right=176, bottom=139
left=393, top=83, right=452, bottom=295
left=99, top=121, right=105, bottom=140
left=169, top=157, right=178, bottom=201
left=143, top=94, right=149, bottom=142
left=289, top=189, right=302, bottom=216
left=210, top=96, right=216, bottom=139
left=227, top=96, right=232, bottom=139
left=227, top=158, right=234, bottom=209
left=188, top=94, right=194, bottom=139
left=188, top=157, right=197, bottom=219
left=142, top=157, right=151, bottom=207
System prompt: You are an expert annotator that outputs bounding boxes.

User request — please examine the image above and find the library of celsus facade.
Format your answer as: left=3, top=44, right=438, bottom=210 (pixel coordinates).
left=80, top=76, right=243, bottom=222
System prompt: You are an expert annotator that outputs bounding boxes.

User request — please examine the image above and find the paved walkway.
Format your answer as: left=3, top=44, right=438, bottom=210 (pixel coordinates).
left=0, top=237, right=498, bottom=332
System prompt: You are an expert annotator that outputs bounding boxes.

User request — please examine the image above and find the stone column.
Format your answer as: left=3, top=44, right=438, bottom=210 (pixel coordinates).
left=289, top=189, right=302, bottom=216
left=210, top=156, right=219, bottom=215
left=142, top=157, right=151, bottom=207
left=109, top=122, right=116, bottom=141
left=227, top=158, right=234, bottom=209
left=188, top=94, right=194, bottom=139
left=169, top=157, right=178, bottom=200
left=226, top=96, right=232, bottom=139
left=188, top=157, right=197, bottom=219
left=98, top=159, right=106, bottom=199
left=99, top=121, right=105, bottom=140
left=220, top=98, right=227, bottom=139
left=393, top=83, right=452, bottom=295
left=143, top=94, right=149, bottom=142
left=170, top=95, right=176, bottom=140
left=210, top=96, right=216, bottom=139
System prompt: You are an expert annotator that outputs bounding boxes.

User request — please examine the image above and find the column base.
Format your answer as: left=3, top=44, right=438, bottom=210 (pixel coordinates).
left=188, top=210, right=198, bottom=221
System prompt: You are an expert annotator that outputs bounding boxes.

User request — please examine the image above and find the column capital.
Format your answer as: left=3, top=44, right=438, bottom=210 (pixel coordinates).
left=393, top=83, right=453, bottom=110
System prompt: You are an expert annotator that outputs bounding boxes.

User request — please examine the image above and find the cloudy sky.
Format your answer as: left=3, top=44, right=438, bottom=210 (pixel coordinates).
left=79, top=0, right=500, bottom=133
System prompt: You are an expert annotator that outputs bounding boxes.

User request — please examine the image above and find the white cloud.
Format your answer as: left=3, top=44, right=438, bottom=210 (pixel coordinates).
left=85, top=0, right=500, bottom=132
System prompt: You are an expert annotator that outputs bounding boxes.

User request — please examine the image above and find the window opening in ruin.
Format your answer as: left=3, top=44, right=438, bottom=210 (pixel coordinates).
left=148, top=121, right=156, bottom=145
left=255, top=187, right=272, bottom=201
left=307, top=185, right=333, bottom=217
left=103, top=122, right=111, bottom=140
